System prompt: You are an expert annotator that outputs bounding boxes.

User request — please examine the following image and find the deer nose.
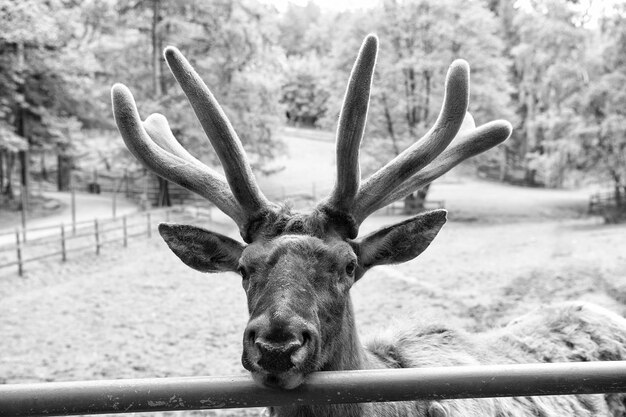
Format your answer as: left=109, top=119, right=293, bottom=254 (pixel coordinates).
left=244, top=320, right=313, bottom=372
left=255, top=338, right=303, bottom=373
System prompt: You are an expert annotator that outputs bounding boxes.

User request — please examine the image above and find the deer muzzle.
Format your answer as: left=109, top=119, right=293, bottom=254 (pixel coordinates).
left=242, top=313, right=319, bottom=389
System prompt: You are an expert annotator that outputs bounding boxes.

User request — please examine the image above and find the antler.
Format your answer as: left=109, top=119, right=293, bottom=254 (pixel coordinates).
left=113, top=35, right=511, bottom=242
left=111, top=47, right=272, bottom=240
left=325, top=35, right=378, bottom=213
left=319, top=35, right=512, bottom=236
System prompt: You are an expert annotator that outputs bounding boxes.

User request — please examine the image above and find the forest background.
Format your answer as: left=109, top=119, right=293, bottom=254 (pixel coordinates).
left=1, top=0, right=625, bottom=212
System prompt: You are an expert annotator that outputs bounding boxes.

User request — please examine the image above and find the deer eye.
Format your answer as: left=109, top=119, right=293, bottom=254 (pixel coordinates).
left=345, top=260, right=357, bottom=276
left=238, top=266, right=249, bottom=280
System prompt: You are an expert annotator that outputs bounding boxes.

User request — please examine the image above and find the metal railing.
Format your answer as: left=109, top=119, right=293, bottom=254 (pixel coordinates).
left=1, top=362, right=625, bottom=416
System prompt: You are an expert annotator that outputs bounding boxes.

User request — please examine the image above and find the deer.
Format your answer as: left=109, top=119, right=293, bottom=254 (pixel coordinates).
left=111, top=35, right=626, bottom=417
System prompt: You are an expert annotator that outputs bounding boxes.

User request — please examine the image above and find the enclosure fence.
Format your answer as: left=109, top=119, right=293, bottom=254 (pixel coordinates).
left=1, top=362, right=625, bottom=416
left=0, top=205, right=213, bottom=276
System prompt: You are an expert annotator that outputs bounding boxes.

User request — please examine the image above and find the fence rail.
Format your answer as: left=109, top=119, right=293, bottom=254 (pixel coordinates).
left=0, top=206, right=201, bottom=276
left=0, top=362, right=625, bottom=416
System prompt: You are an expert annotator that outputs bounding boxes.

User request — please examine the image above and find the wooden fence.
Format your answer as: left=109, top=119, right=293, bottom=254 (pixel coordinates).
left=0, top=206, right=211, bottom=277
left=589, top=190, right=617, bottom=213
left=588, top=189, right=626, bottom=222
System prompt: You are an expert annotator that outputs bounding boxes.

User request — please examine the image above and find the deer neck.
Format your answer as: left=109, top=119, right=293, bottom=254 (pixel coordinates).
left=271, top=297, right=369, bottom=417
left=321, top=296, right=367, bottom=372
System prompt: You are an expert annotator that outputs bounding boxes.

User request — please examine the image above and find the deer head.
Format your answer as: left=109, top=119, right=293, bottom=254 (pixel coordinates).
left=111, top=35, right=511, bottom=390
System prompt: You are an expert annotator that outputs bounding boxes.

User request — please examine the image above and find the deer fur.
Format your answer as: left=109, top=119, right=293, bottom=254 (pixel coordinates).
left=111, top=34, right=626, bottom=417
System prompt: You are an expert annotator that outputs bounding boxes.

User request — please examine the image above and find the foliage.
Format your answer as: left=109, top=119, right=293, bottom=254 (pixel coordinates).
left=2, top=0, right=626, bottom=212
left=0, top=0, right=105, bottom=196
left=280, top=54, right=331, bottom=128
left=576, top=51, right=626, bottom=196
left=0, top=0, right=286, bottom=206
left=110, top=0, right=285, bottom=172
left=314, top=0, right=513, bottom=195
left=506, top=0, right=590, bottom=186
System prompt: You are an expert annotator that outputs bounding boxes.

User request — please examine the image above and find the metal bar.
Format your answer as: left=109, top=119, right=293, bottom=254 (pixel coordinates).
left=1, top=362, right=626, bottom=417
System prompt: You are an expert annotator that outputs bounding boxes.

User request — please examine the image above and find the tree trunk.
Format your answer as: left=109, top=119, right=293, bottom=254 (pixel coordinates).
left=40, top=152, right=48, bottom=181
left=0, top=150, right=4, bottom=196
left=381, top=93, right=400, bottom=155
left=57, top=154, right=72, bottom=191
left=4, top=152, right=15, bottom=199
left=614, top=176, right=623, bottom=208
left=422, top=70, right=431, bottom=122
left=151, top=0, right=163, bottom=97
left=403, top=184, right=431, bottom=214
left=499, top=146, right=508, bottom=182
left=403, top=68, right=417, bottom=136
left=151, top=0, right=171, bottom=205
left=157, top=176, right=171, bottom=207
left=18, top=150, right=28, bottom=210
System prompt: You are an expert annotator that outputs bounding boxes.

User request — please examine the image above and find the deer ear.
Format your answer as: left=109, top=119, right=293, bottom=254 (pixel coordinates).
left=355, top=210, right=447, bottom=277
left=158, top=223, right=244, bottom=273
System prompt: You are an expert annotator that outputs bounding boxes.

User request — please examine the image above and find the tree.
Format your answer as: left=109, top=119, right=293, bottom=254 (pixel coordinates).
left=109, top=0, right=284, bottom=205
left=575, top=11, right=626, bottom=209
left=325, top=0, right=513, bottom=211
left=0, top=0, right=104, bottom=198
left=280, top=54, right=331, bottom=127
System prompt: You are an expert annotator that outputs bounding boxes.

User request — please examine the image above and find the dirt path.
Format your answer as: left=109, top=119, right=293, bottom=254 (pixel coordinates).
left=258, top=129, right=592, bottom=222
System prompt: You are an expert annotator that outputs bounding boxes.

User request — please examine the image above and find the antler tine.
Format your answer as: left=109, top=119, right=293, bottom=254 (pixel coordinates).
left=111, top=84, right=246, bottom=226
left=143, top=113, right=205, bottom=164
left=163, top=46, right=271, bottom=218
left=353, top=59, right=470, bottom=225
left=359, top=120, right=513, bottom=221
left=324, top=34, right=378, bottom=213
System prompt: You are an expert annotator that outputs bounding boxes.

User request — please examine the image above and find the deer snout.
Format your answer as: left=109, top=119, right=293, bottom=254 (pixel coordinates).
left=243, top=317, right=317, bottom=373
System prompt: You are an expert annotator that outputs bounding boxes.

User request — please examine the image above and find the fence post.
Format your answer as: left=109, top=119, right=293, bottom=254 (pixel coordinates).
left=15, top=229, right=23, bottom=277
left=71, top=187, right=76, bottom=236
left=21, top=186, right=27, bottom=243
left=94, top=219, right=100, bottom=255
left=146, top=212, right=152, bottom=238
left=112, top=191, right=117, bottom=219
left=124, top=168, right=129, bottom=198
left=60, top=224, right=66, bottom=262
left=123, top=216, right=128, bottom=248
